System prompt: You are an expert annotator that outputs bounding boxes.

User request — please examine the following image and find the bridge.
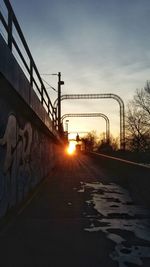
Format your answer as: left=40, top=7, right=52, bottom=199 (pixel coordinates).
left=0, top=1, right=150, bottom=266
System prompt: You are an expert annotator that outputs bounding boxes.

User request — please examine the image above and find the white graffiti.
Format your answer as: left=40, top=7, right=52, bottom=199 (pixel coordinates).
left=0, top=114, right=32, bottom=214
left=0, top=114, right=32, bottom=173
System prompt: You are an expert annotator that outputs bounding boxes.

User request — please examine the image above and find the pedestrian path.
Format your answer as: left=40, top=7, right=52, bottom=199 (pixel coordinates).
left=0, top=154, right=150, bottom=267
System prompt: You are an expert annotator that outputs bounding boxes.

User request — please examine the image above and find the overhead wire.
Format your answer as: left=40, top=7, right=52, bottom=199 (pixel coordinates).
left=41, top=77, right=57, bottom=92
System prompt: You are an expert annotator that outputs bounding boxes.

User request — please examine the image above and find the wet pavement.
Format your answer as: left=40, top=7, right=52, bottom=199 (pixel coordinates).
left=83, top=182, right=150, bottom=266
left=0, top=153, right=150, bottom=266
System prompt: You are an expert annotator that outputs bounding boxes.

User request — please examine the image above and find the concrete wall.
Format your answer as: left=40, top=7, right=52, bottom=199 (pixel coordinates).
left=90, top=152, right=150, bottom=206
left=0, top=35, right=60, bottom=218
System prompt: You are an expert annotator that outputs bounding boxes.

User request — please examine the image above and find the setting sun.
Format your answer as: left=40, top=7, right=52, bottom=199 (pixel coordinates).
left=66, top=142, right=76, bottom=155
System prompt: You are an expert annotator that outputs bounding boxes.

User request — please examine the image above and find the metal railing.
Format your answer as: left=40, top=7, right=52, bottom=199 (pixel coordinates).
left=0, top=0, right=57, bottom=127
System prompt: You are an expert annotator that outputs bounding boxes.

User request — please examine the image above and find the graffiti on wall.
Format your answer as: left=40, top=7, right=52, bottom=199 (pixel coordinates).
left=0, top=114, right=32, bottom=216
left=0, top=113, right=56, bottom=218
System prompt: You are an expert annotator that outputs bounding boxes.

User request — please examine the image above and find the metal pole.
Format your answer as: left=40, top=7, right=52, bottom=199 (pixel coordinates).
left=65, top=120, right=69, bottom=142
left=57, top=72, right=64, bottom=135
left=58, top=72, right=61, bottom=133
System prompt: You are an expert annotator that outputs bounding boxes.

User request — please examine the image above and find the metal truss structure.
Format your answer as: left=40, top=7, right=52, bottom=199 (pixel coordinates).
left=54, top=93, right=125, bottom=150
left=61, top=113, right=110, bottom=142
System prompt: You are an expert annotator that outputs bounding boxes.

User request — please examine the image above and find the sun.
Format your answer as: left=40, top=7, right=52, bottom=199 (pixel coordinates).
left=66, top=142, right=76, bottom=155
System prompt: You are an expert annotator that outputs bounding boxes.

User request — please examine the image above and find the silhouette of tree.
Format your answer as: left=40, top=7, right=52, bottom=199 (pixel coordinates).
left=81, top=131, right=97, bottom=151
left=134, top=82, right=150, bottom=123
left=97, top=134, right=119, bottom=153
left=126, top=81, right=150, bottom=152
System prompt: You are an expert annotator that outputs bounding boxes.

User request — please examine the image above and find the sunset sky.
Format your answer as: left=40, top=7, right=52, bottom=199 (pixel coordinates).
left=1, top=0, right=150, bottom=139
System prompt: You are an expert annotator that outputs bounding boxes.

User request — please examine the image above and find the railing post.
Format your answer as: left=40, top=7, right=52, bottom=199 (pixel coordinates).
left=53, top=107, right=57, bottom=129
left=8, top=8, right=13, bottom=51
left=30, top=60, right=33, bottom=87
left=48, top=100, right=50, bottom=116
left=41, top=85, right=44, bottom=104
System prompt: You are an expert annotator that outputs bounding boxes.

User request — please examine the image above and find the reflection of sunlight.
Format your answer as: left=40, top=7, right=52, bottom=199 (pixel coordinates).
left=66, top=142, right=76, bottom=155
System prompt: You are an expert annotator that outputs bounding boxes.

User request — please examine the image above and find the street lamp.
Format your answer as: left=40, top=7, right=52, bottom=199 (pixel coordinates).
left=65, top=119, right=69, bottom=132
left=65, top=120, right=69, bottom=142
left=41, top=72, right=64, bottom=134
left=57, top=72, right=64, bottom=134
left=50, top=72, right=64, bottom=134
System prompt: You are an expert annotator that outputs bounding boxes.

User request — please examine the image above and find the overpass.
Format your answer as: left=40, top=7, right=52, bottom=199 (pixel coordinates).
left=0, top=1, right=150, bottom=266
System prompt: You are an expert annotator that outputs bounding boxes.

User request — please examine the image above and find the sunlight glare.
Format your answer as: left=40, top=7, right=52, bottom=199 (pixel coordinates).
left=66, top=142, right=76, bottom=155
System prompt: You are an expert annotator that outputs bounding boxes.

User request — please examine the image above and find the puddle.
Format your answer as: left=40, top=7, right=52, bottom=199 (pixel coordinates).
left=81, top=181, right=150, bottom=267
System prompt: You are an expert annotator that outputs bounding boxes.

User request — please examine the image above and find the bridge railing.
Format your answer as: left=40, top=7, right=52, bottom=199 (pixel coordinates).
left=0, top=0, right=57, bottom=126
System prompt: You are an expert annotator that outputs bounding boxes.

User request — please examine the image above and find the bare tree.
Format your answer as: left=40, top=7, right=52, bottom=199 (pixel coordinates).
left=97, top=133, right=119, bottom=152
left=126, top=80, right=150, bottom=152
left=126, top=90, right=150, bottom=152
left=81, top=131, right=97, bottom=151
left=133, top=81, right=150, bottom=125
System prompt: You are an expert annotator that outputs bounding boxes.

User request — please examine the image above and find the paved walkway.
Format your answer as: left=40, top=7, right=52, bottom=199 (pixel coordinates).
left=0, top=154, right=150, bottom=266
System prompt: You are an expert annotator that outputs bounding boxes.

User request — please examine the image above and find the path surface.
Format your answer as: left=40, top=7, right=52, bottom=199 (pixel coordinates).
left=0, top=153, right=150, bottom=267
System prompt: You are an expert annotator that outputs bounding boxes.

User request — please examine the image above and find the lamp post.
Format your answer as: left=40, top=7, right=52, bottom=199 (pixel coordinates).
left=40, top=72, right=64, bottom=134
left=58, top=72, right=64, bottom=134
left=65, top=119, right=69, bottom=132
left=65, top=120, right=69, bottom=143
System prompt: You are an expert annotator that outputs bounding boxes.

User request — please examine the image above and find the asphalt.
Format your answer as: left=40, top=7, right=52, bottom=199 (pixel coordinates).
left=0, top=153, right=150, bottom=267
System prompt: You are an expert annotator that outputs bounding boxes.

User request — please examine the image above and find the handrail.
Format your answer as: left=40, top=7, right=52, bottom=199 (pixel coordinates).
left=91, top=152, right=150, bottom=169
left=0, top=0, right=56, bottom=126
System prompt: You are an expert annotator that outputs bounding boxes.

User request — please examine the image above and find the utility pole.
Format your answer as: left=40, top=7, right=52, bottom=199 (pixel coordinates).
left=58, top=72, right=64, bottom=134
left=40, top=72, right=64, bottom=134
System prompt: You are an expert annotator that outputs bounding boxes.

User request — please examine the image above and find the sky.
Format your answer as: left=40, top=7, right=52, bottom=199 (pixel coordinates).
left=1, top=0, right=150, bottom=139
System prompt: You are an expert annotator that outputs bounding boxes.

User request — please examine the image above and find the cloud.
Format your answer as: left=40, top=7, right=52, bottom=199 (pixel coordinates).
left=9, top=0, right=150, bottom=137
